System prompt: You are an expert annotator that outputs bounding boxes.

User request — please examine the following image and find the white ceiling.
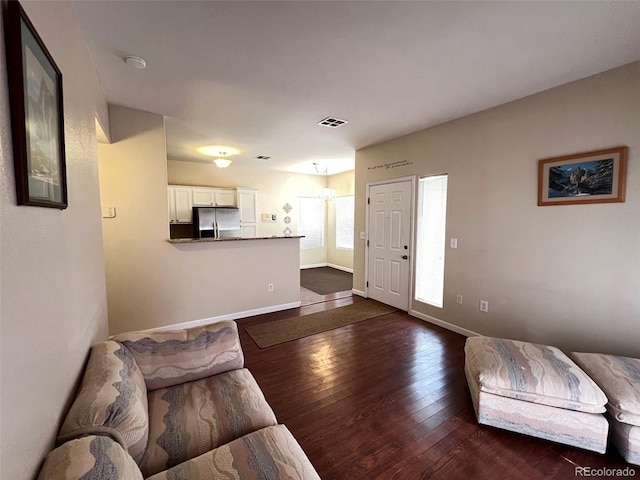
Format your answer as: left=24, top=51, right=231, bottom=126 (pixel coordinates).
left=73, top=1, right=640, bottom=176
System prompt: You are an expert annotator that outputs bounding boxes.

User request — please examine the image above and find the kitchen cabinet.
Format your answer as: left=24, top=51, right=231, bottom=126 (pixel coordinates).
left=240, top=224, right=258, bottom=238
left=168, top=185, right=238, bottom=226
left=236, top=188, right=258, bottom=238
left=168, top=186, right=193, bottom=223
left=192, top=187, right=236, bottom=207
left=213, top=189, right=236, bottom=207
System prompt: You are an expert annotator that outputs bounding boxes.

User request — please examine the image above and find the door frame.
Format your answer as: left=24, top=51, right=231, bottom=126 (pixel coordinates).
left=364, top=176, right=416, bottom=310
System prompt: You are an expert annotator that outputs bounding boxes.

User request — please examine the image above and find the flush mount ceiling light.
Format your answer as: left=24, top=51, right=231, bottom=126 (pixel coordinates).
left=317, top=116, right=348, bottom=128
left=123, top=55, right=147, bottom=70
left=214, top=152, right=232, bottom=169
left=197, top=146, right=239, bottom=168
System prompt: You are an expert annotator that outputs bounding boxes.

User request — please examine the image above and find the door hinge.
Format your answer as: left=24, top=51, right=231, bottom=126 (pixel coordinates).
left=367, top=240, right=369, bottom=247
left=366, top=281, right=369, bottom=288
left=367, top=197, right=370, bottom=204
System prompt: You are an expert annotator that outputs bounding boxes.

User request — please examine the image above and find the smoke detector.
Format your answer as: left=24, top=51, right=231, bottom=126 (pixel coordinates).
left=124, top=55, right=147, bottom=70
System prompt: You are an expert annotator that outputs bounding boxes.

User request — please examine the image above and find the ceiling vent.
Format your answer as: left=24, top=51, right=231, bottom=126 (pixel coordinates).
left=256, top=155, right=271, bottom=160
left=317, top=116, right=348, bottom=128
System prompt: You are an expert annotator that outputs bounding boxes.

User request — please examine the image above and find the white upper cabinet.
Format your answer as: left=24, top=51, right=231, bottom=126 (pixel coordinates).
left=192, top=187, right=236, bottom=207
left=169, top=185, right=240, bottom=226
left=213, top=189, right=236, bottom=207
left=236, top=188, right=258, bottom=238
left=168, top=186, right=193, bottom=223
left=192, top=188, right=214, bottom=206
left=236, top=188, right=258, bottom=223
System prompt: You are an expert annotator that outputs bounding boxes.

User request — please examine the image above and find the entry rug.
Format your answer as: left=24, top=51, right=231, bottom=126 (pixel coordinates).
left=300, top=267, right=353, bottom=295
left=246, top=299, right=397, bottom=348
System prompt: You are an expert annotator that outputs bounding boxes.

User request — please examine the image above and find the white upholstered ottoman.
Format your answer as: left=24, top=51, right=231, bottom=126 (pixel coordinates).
left=464, top=336, right=609, bottom=453
left=571, top=352, right=640, bottom=465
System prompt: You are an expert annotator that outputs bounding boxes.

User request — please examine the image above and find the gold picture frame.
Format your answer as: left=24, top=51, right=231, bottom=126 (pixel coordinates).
left=538, top=147, right=627, bottom=206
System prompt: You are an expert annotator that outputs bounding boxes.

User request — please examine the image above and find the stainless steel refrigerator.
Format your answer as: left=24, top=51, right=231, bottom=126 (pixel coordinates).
left=192, top=206, right=241, bottom=239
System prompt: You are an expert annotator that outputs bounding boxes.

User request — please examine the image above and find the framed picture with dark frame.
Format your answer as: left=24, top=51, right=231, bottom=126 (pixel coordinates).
left=4, top=1, right=67, bottom=209
left=538, top=147, right=627, bottom=206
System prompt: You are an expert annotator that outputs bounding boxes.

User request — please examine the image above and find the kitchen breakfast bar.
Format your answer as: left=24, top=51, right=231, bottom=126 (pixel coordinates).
left=153, top=235, right=304, bottom=332
left=168, top=235, right=304, bottom=244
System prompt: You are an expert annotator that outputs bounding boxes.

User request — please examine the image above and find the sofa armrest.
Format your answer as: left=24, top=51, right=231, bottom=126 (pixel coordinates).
left=112, top=320, right=244, bottom=391
left=38, top=435, right=143, bottom=480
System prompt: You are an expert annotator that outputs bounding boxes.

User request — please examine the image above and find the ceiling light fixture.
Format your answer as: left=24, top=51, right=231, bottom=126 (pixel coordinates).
left=313, top=162, right=328, bottom=175
left=313, top=163, right=335, bottom=200
left=123, top=55, right=147, bottom=70
left=321, top=188, right=336, bottom=201
left=214, top=152, right=232, bottom=169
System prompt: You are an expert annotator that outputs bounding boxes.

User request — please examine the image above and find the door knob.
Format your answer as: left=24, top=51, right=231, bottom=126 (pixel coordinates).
left=402, top=255, right=408, bottom=260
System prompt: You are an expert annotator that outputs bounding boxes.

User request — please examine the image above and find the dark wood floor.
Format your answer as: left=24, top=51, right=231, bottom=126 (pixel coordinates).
left=237, top=295, right=631, bottom=479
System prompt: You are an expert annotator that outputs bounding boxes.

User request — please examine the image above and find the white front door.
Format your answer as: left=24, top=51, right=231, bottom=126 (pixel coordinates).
left=367, top=180, right=412, bottom=310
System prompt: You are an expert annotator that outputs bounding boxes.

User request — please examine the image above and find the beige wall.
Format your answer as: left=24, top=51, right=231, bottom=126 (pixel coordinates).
left=354, top=61, right=640, bottom=357
left=0, top=2, right=109, bottom=479
left=100, top=106, right=302, bottom=334
left=327, top=170, right=355, bottom=271
left=167, top=159, right=352, bottom=268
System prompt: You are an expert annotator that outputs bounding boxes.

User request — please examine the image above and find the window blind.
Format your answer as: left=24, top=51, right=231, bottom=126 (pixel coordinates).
left=298, top=197, right=324, bottom=249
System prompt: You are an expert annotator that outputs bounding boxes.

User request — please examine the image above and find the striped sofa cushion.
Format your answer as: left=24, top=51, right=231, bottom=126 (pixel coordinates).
left=465, top=336, right=607, bottom=413
left=57, top=341, right=149, bottom=464
left=139, top=368, right=278, bottom=477
left=571, top=352, right=640, bottom=426
left=146, top=425, right=320, bottom=480
left=112, top=321, right=244, bottom=391
left=38, top=435, right=143, bottom=480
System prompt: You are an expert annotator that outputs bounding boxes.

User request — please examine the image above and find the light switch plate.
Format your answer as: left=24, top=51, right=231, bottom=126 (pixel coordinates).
left=101, top=206, right=116, bottom=218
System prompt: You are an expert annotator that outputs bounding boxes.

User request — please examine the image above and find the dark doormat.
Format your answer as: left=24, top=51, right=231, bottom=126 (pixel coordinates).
left=300, top=267, right=353, bottom=295
left=246, top=299, right=396, bottom=348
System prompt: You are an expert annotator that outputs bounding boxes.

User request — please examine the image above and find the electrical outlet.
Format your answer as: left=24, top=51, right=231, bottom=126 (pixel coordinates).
left=456, top=294, right=463, bottom=305
left=479, top=300, right=489, bottom=312
left=268, top=283, right=274, bottom=292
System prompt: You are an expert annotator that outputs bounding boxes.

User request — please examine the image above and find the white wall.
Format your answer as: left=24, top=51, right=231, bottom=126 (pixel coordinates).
left=100, top=106, right=301, bottom=334
left=354, top=62, right=640, bottom=357
left=0, top=2, right=109, bottom=479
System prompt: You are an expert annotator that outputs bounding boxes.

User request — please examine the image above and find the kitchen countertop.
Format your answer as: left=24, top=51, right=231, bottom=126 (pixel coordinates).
left=168, top=235, right=303, bottom=244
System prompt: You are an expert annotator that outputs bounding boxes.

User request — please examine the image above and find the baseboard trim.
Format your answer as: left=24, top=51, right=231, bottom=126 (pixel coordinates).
left=352, top=289, right=367, bottom=298
left=327, top=263, right=353, bottom=274
left=145, top=302, right=302, bottom=333
left=300, top=263, right=327, bottom=269
left=409, top=310, right=479, bottom=337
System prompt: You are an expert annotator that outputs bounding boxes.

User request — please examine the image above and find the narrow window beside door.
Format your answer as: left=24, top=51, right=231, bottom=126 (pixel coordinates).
left=415, top=174, right=448, bottom=308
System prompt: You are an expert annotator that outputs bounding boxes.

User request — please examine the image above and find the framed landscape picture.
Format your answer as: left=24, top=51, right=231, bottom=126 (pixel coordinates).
left=538, top=147, right=627, bottom=206
left=5, top=1, right=67, bottom=209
